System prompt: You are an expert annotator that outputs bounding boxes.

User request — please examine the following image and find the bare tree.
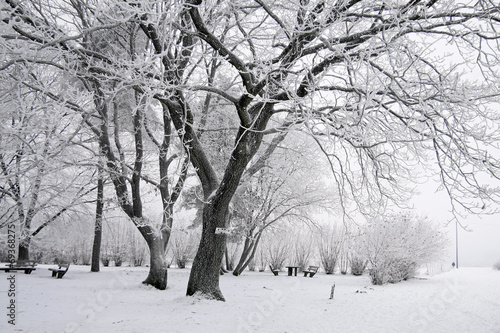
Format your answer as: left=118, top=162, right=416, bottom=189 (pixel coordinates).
left=0, top=1, right=191, bottom=289
left=0, top=65, right=96, bottom=260
left=232, top=142, right=331, bottom=276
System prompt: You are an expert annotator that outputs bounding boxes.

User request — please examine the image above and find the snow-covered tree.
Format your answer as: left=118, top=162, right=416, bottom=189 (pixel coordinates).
left=358, top=213, right=448, bottom=285
left=1, top=1, right=191, bottom=289
left=0, top=61, right=96, bottom=260
left=231, top=136, right=332, bottom=276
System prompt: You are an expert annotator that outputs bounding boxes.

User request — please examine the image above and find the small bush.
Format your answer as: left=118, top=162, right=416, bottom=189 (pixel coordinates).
left=369, top=267, right=389, bottom=285
left=493, top=261, right=500, bottom=270
left=357, top=212, right=448, bottom=285
left=369, top=259, right=417, bottom=285
left=350, top=257, right=367, bottom=276
left=102, top=257, right=110, bottom=267
left=255, top=246, right=268, bottom=272
left=321, top=256, right=338, bottom=274
left=318, top=225, right=343, bottom=274
left=266, top=233, right=291, bottom=270
left=113, top=257, right=123, bottom=267
left=294, top=236, right=314, bottom=272
left=171, top=228, right=199, bottom=269
left=247, top=259, right=256, bottom=271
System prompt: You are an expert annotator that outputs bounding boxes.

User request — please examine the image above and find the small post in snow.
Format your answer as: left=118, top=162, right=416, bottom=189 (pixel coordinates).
left=329, top=283, right=336, bottom=300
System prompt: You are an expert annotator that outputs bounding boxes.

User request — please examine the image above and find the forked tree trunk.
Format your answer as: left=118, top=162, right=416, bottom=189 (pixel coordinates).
left=182, top=101, right=274, bottom=300
left=233, top=232, right=263, bottom=276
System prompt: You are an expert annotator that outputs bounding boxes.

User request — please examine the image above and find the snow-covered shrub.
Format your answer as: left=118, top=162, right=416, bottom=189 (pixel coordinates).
left=255, top=244, right=268, bottom=272
left=318, top=225, right=344, bottom=274
left=339, top=249, right=349, bottom=275
left=129, top=229, right=148, bottom=266
left=171, top=228, right=199, bottom=268
left=247, top=259, right=256, bottom=271
left=113, top=255, right=124, bottom=267
left=225, top=242, right=241, bottom=271
left=494, top=261, right=500, bottom=270
left=266, top=232, right=291, bottom=270
left=103, top=219, right=130, bottom=266
left=339, top=233, right=353, bottom=275
left=102, top=255, right=111, bottom=267
left=294, top=233, right=314, bottom=271
left=359, top=212, right=448, bottom=285
left=369, top=259, right=418, bottom=284
left=350, top=256, right=367, bottom=276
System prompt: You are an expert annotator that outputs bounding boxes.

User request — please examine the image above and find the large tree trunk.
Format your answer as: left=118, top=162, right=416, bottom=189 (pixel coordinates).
left=18, top=238, right=30, bottom=260
left=142, top=236, right=168, bottom=290
left=186, top=206, right=228, bottom=300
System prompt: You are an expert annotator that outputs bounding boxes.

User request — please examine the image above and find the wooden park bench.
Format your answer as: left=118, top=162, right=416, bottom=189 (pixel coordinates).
left=0, top=260, right=37, bottom=274
left=48, top=263, right=70, bottom=279
left=269, top=265, right=279, bottom=276
left=303, top=265, right=319, bottom=278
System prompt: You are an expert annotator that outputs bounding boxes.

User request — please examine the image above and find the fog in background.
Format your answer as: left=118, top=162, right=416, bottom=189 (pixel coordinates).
left=414, top=184, right=500, bottom=268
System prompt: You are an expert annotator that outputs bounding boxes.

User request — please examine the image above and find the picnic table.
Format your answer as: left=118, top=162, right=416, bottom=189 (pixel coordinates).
left=286, top=265, right=300, bottom=276
left=0, top=260, right=38, bottom=274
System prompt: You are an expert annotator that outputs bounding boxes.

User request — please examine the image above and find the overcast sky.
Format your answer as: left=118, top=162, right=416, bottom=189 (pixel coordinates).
left=413, top=184, right=500, bottom=268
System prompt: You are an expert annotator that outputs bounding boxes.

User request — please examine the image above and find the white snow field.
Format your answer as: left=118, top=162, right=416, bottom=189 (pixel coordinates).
left=0, top=265, right=499, bottom=333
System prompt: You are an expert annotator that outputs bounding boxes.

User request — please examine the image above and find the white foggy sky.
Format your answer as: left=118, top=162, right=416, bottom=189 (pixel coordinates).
left=412, top=184, right=500, bottom=268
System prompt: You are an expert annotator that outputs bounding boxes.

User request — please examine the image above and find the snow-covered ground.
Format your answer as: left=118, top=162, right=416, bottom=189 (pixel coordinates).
left=1, top=265, right=499, bottom=333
